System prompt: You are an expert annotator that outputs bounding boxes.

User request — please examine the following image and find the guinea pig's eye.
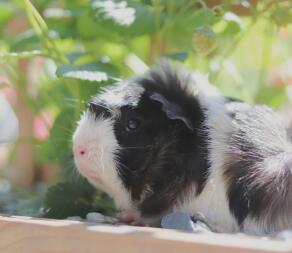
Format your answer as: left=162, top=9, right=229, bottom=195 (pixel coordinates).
left=126, top=118, right=141, bottom=131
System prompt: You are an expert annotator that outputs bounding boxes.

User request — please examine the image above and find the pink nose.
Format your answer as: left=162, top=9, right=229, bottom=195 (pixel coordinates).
left=76, top=146, right=87, bottom=156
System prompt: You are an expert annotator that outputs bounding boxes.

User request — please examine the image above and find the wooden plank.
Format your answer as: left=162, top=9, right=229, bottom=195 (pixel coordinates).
left=0, top=215, right=291, bottom=253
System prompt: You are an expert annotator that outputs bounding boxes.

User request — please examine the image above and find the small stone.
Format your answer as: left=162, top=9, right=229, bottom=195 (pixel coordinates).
left=86, top=212, right=107, bottom=223
left=104, top=216, right=119, bottom=224
left=274, top=230, right=292, bottom=240
left=161, top=212, right=213, bottom=233
left=66, top=216, right=82, bottom=221
left=161, top=212, right=194, bottom=232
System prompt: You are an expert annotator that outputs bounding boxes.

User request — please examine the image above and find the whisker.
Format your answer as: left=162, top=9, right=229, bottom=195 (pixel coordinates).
left=116, top=161, right=134, bottom=174
left=72, top=167, right=79, bottom=177
left=122, top=145, right=153, bottom=149
left=56, top=126, right=75, bottom=135
left=64, top=98, right=87, bottom=104
left=100, top=147, right=105, bottom=174
left=90, top=101, right=115, bottom=114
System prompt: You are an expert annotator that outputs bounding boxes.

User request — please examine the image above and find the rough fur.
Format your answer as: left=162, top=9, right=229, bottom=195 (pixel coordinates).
left=73, top=63, right=292, bottom=235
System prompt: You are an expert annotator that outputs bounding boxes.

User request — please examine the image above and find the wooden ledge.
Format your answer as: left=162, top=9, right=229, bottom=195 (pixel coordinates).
left=0, top=215, right=291, bottom=253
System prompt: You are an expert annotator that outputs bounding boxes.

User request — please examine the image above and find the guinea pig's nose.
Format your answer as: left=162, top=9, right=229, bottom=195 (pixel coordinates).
left=89, top=102, right=111, bottom=118
left=76, top=146, right=87, bottom=156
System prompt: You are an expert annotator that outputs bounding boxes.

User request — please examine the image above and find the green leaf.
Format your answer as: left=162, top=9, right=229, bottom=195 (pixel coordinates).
left=56, top=61, right=119, bottom=82
left=61, top=69, right=108, bottom=82
left=76, top=13, right=101, bottom=39
left=223, top=12, right=243, bottom=30
left=213, top=12, right=242, bottom=36
left=80, top=0, right=157, bottom=39
left=58, top=151, right=78, bottom=181
left=10, top=30, right=40, bottom=51
left=165, top=8, right=218, bottom=46
left=270, top=7, right=292, bottom=27
left=67, top=52, right=89, bottom=64
left=43, top=181, right=97, bottom=219
left=0, top=50, right=43, bottom=59
left=43, top=179, right=116, bottom=219
left=43, top=8, right=73, bottom=19
left=126, top=2, right=158, bottom=35
left=91, top=0, right=135, bottom=26
left=46, top=107, right=75, bottom=160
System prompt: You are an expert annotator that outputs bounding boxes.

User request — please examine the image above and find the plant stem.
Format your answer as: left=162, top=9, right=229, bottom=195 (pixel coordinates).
left=22, top=0, right=68, bottom=65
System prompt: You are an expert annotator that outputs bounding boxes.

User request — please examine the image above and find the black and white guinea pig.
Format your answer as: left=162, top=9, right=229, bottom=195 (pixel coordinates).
left=73, top=62, right=292, bottom=235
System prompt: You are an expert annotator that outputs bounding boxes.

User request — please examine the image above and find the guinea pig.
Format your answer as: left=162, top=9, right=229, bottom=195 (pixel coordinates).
left=72, top=62, right=292, bottom=235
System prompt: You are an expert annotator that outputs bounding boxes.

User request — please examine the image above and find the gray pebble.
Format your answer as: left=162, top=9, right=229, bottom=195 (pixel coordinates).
left=66, top=216, right=82, bottom=221
left=86, top=212, right=107, bottom=223
left=161, top=212, right=195, bottom=232
left=161, top=212, right=213, bottom=233
left=86, top=212, right=119, bottom=224
left=273, top=230, right=292, bottom=241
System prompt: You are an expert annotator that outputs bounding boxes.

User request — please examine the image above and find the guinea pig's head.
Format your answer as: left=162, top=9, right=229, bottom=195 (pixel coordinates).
left=72, top=64, right=210, bottom=221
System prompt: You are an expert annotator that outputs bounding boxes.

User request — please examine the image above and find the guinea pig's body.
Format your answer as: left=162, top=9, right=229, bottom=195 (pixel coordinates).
left=73, top=63, right=292, bottom=235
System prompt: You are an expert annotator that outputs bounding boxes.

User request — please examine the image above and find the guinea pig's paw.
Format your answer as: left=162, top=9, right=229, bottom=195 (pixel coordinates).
left=129, top=220, right=149, bottom=227
left=190, top=212, right=207, bottom=224
left=191, top=212, right=213, bottom=233
left=117, top=211, right=138, bottom=223
left=117, top=211, right=149, bottom=226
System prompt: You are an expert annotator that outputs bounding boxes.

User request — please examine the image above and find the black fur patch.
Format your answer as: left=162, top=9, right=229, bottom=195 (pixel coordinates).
left=223, top=140, right=261, bottom=225
left=114, top=65, right=210, bottom=218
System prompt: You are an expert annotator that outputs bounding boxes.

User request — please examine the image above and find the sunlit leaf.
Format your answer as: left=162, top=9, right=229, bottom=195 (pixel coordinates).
left=223, top=12, right=243, bottom=29
left=56, top=62, right=119, bottom=82
left=62, top=69, right=108, bottom=82
left=43, top=8, right=72, bottom=19
left=0, top=50, right=43, bottom=59
left=91, top=0, right=136, bottom=26
left=81, top=0, right=157, bottom=38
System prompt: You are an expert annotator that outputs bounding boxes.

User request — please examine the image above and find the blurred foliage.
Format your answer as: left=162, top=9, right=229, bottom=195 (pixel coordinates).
left=43, top=181, right=116, bottom=218
left=0, top=0, right=291, bottom=218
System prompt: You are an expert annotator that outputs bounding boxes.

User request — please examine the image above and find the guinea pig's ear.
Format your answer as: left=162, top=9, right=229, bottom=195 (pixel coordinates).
left=149, top=92, right=193, bottom=130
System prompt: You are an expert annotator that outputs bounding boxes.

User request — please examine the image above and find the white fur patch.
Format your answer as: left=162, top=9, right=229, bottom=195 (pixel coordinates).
left=72, top=112, right=132, bottom=211
left=98, top=82, right=145, bottom=107
left=173, top=84, right=240, bottom=233
left=174, top=175, right=239, bottom=233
